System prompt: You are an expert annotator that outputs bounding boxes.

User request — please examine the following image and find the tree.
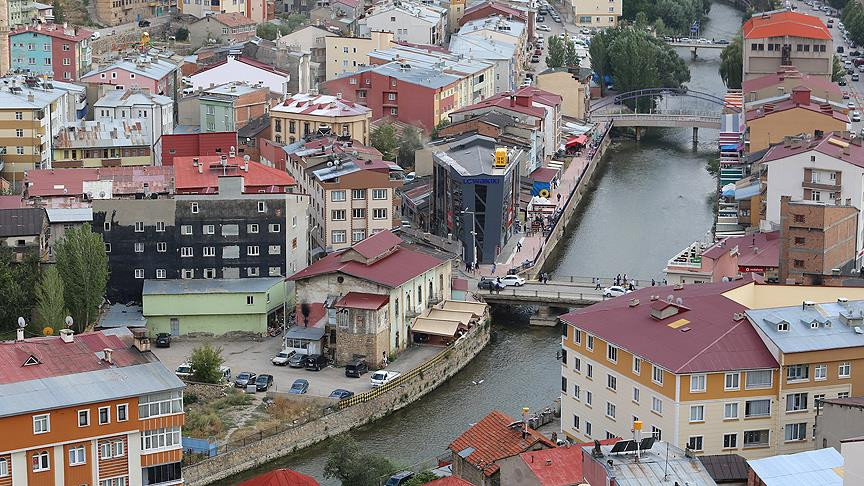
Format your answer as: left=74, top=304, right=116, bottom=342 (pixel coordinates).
left=833, top=55, right=847, bottom=82
left=35, top=266, right=66, bottom=332
left=54, top=224, right=108, bottom=332
left=370, top=123, right=398, bottom=161
left=403, top=471, right=438, bottom=486
left=256, top=23, right=281, bottom=41
left=278, top=13, right=308, bottom=33
left=634, top=11, right=649, bottom=29
left=0, top=247, right=40, bottom=336
left=719, top=35, right=743, bottom=89
left=564, top=39, right=581, bottom=67
left=52, top=0, right=65, bottom=23
left=398, top=126, right=423, bottom=169
left=175, top=27, right=189, bottom=42
left=545, top=35, right=565, bottom=69
left=189, top=344, right=225, bottom=383
left=324, top=435, right=397, bottom=485
left=589, top=29, right=613, bottom=97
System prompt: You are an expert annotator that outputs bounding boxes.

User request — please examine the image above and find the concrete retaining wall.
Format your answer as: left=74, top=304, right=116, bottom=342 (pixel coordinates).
left=182, top=320, right=491, bottom=486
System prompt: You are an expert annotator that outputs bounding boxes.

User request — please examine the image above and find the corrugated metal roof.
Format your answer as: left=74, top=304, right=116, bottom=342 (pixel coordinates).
left=0, top=207, right=45, bottom=237
left=747, top=301, right=864, bottom=353
left=585, top=442, right=717, bottom=486
left=45, top=207, right=93, bottom=223
left=54, top=120, right=152, bottom=149
left=747, top=448, right=842, bottom=486
left=143, top=277, right=284, bottom=295
left=99, top=304, right=146, bottom=328
left=0, top=361, right=183, bottom=417
left=284, top=325, right=325, bottom=341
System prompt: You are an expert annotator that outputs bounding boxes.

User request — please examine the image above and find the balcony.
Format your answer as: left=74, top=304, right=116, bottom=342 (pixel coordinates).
left=802, top=180, right=840, bottom=191
left=101, top=158, right=122, bottom=167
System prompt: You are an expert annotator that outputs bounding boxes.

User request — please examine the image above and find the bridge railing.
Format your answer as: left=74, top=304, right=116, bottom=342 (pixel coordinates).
left=480, top=288, right=600, bottom=301
left=591, top=111, right=722, bottom=119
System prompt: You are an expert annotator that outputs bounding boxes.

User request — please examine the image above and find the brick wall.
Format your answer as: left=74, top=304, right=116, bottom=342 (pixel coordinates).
left=438, top=119, right=502, bottom=140
left=182, top=320, right=491, bottom=486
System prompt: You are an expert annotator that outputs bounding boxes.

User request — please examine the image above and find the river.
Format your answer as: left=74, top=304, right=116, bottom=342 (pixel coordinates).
left=223, top=4, right=744, bottom=485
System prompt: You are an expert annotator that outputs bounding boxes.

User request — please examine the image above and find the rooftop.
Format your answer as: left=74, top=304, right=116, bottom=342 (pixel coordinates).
left=742, top=67, right=842, bottom=97
left=452, top=87, right=561, bottom=118
left=345, top=61, right=463, bottom=90
left=10, top=22, right=92, bottom=42
left=94, top=88, right=173, bottom=109
left=0, top=196, right=23, bottom=209
left=335, top=292, right=389, bottom=310
left=583, top=441, right=717, bottom=485
left=821, top=396, right=864, bottom=408
left=461, top=1, right=527, bottom=23
left=311, top=157, right=402, bottom=182
left=284, top=136, right=381, bottom=161
left=745, top=88, right=848, bottom=123
left=45, top=207, right=93, bottom=223
left=54, top=120, right=152, bottom=149
left=0, top=207, right=45, bottom=237
left=518, top=447, right=583, bottom=486
left=449, top=33, right=518, bottom=61
left=459, top=15, right=526, bottom=41
left=237, top=469, right=320, bottom=486
left=142, top=277, right=284, bottom=295
left=743, top=10, right=831, bottom=40
left=0, top=75, right=82, bottom=109
left=747, top=448, right=842, bottom=486
left=699, top=454, right=749, bottom=484
left=700, top=231, right=781, bottom=268
left=202, top=81, right=266, bottom=98
left=368, top=45, right=493, bottom=77
left=173, top=155, right=295, bottom=193
left=192, top=55, right=291, bottom=80
left=434, top=134, right=521, bottom=177
left=448, top=410, right=555, bottom=476
left=83, top=56, right=178, bottom=82
left=288, top=230, right=446, bottom=288
left=23, top=166, right=174, bottom=198
left=199, top=12, right=257, bottom=27
left=272, top=93, right=371, bottom=118
left=762, top=131, right=864, bottom=168
left=368, top=0, right=447, bottom=24
left=98, top=303, right=146, bottom=329
left=747, top=299, right=864, bottom=353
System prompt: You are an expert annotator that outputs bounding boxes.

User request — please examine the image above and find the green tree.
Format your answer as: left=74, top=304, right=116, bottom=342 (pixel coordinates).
left=564, top=39, right=580, bottom=67
left=833, top=55, right=847, bottom=83
left=398, top=126, right=423, bottom=169
left=545, top=35, right=565, bottom=69
left=52, top=0, right=65, bottom=23
left=634, top=11, right=649, bottom=29
left=370, top=123, right=398, bottom=161
left=175, top=27, right=189, bottom=42
left=588, top=29, right=613, bottom=97
left=256, top=23, right=281, bottom=41
left=719, top=35, right=743, bottom=89
left=35, top=266, right=66, bottom=331
left=403, top=471, right=438, bottom=486
left=189, top=344, right=225, bottom=383
left=54, top=224, right=108, bottom=332
left=0, top=247, right=39, bottom=336
left=324, top=435, right=397, bottom=485
left=278, top=13, right=308, bottom=33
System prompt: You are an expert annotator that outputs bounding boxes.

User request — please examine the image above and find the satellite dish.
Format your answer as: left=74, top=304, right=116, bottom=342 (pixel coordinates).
left=65, top=316, right=74, bottom=328
left=327, top=161, right=334, bottom=167
left=17, top=317, right=26, bottom=328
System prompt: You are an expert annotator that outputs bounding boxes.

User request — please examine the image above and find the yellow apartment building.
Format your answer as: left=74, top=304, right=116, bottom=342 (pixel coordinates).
left=270, top=93, right=372, bottom=146
left=324, top=31, right=395, bottom=81
left=746, top=87, right=849, bottom=152
left=52, top=120, right=153, bottom=168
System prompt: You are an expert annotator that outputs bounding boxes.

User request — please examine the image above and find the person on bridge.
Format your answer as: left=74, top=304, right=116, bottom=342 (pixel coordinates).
left=651, top=278, right=656, bottom=287
left=595, top=281, right=601, bottom=290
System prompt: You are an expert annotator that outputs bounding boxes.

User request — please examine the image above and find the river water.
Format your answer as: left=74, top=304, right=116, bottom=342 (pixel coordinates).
left=224, top=4, right=743, bottom=485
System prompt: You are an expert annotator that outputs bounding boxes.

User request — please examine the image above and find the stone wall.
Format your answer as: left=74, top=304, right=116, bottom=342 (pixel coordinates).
left=182, top=319, right=491, bottom=486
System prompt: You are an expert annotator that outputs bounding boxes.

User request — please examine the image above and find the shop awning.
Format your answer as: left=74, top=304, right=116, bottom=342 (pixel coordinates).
left=426, top=309, right=474, bottom=326
left=566, top=134, right=588, bottom=147
left=530, top=167, right=559, bottom=183
left=411, top=318, right=460, bottom=337
left=735, top=183, right=761, bottom=200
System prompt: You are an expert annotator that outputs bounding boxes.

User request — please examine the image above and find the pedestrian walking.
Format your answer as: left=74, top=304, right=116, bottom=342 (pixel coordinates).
left=595, top=281, right=601, bottom=290
left=557, top=193, right=562, bottom=204
left=517, top=241, right=523, bottom=252
left=622, top=274, right=627, bottom=285
left=615, top=274, right=621, bottom=286
left=663, top=279, right=668, bottom=286
left=492, top=263, right=497, bottom=274
left=651, top=278, right=656, bottom=287
left=628, top=282, right=635, bottom=291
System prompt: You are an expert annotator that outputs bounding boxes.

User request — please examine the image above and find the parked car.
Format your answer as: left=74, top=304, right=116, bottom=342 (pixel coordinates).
left=220, top=366, right=232, bottom=383
left=839, top=78, right=848, bottom=86
left=90, top=31, right=102, bottom=40
left=530, top=55, right=540, bottom=63
left=853, top=73, right=860, bottom=81
left=844, top=91, right=851, bottom=99
left=288, top=379, right=309, bottom=394
left=853, top=111, right=862, bottom=122
left=174, top=362, right=193, bottom=379
left=849, top=102, right=857, bottom=109
left=234, top=372, right=257, bottom=388
left=603, top=286, right=630, bottom=298
left=385, top=472, right=415, bottom=486
left=345, top=359, right=369, bottom=377
left=272, top=349, right=296, bottom=366
left=537, top=15, right=545, bottom=22
left=138, top=19, right=151, bottom=27
left=155, top=333, right=171, bottom=348
left=500, top=275, right=526, bottom=287
left=537, top=24, right=551, bottom=32
left=288, top=353, right=307, bottom=368
left=305, top=354, right=329, bottom=371
left=255, top=374, right=274, bottom=391
left=477, top=278, right=505, bottom=291
left=329, top=389, right=355, bottom=400
left=371, top=370, right=401, bottom=387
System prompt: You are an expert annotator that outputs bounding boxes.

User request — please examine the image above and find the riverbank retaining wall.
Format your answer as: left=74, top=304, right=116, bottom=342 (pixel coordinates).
left=182, top=320, right=491, bottom=486
left=527, top=125, right=614, bottom=278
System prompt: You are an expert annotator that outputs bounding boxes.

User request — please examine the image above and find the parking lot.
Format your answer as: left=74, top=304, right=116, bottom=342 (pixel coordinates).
left=152, top=337, right=441, bottom=398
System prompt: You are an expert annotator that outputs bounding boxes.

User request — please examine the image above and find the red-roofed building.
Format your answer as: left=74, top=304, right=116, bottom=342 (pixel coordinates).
left=173, top=155, right=295, bottom=194
left=189, top=55, right=292, bottom=96
left=0, top=327, right=185, bottom=486
left=500, top=440, right=620, bottom=486
left=742, top=11, right=833, bottom=81
left=746, top=87, right=848, bottom=152
left=22, top=166, right=175, bottom=208
left=10, top=23, right=93, bottom=81
left=161, top=131, right=238, bottom=166
left=238, top=469, right=319, bottom=486
left=665, top=231, right=781, bottom=285
left=742, top=67, right=844, bottom=104
left=288, top=230, right=452, bottom=366
left=424, top=478, right=473, bottom=486
left=448, top=410, right=555, bottom=484
left=270, top=93, right=373, bottom=145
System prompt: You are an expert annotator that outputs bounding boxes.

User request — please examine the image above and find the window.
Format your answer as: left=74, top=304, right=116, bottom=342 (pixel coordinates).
left=787, top=364, right=809, bottom=382
left=191, top=202, right=199, bottom=213
left=33, top=414, right=49, bottom=434
left=15, top=146, right=23, bottom=155
left=138, top=391, right=183, bottom=419
left=247, top=245, right=260, bottom=256
left=839, top=362, right=851, bottom=378
left=257, top=201, right=266, bottom=212
left=156, top=269, right=166, bottom=279
left=652, top=365, right=664, bottom=385
left=269, top=267, right=281, bottom=276
left=689, top=405, right=704, bottom=422
left=573, top=415, right=580, bottom=430
left=651, top=426, right=662, bottom=441
left=352, top=189, right=366, bottom=199
left=268, top=245, right=281, bottom=255
left=69, top=446, right=86, bottom=466
left=100, top=440, right=124, bottom=459
left=786, top=392, right=808, bottom=412
left=181, top=225, right=193, bottom=235
left=181, top=269, right=194, bottom=279
left=134, top=242, right=144, bottom=253
left=561, top=376, right=567, bottom=392
left=202, top=247, right=215, bottom=257
left=814, top=364, right=827, bottom=380
left=331, top=190, right=346, bottom=202
left=100, top=478, right=127, bottom=486
left=269, top=224, right=281, bottom=233
left=0, top=457, right=8, bottom=476
left=632, top=387, right=640, bottom=403
left=134, top=221, right=144, bottom=232
left=586, top=334, right=594, bottom=351
left=390, top=107, right=398, bottom=115
left=687, top=436, right=703, bottom=451
left=585, top=390, right=592, bottom=405
left=574, top=330, right=581, bottom=345
left=372, top=188, right=388, bottom=200
left=839, top=392, right=850, bottom=399
left=134, top=269, right=144, bottom=279
left=117, top=404, right=128, bottom=422
left=785, top=422, right=807, bottom=441
left=331, top=209, right=346, bottom=221
left=606, top=344, right=618, bottom=363
left=745, top=399, right=771, bottom=418
left=352, top=230, right=366, bottom=243
left=573, top=357, right=581, bottom=372
left=586, top=422, right=592, bottom=436
left=725, top=372, right=740, bottom=390
left=247, top=267, right=260, bottom=277
left=724, top=402, right=739, bottom=419
left=15, top=128, right=23, bottom=137
left=14, top=111, right=22, bottom=120
left=332, top=230, right=347, bottom=244
left=32, top=451, right=49, bottom=471
left=607, top=374, right=617, bottom=391
left=605, top=402, right=616, bottom=419
left=794, top=214, right=805, bottom=223
left=352, top=208, right=366, bottom=219
left=652, top=397, right=662, bottom=414
left=180, top=247, right=193, bottom=258
left=746, top=370, right=773, bottom=389
left=203, top=268, right=216, bottom=279
left=104, top=222, right=111, bottom=231
left=77, top=409, right=89, bottom=427
left=373, top=208, right=388, bottom=219
left=814, top=394, right=825, bottom=411
left=744, top=429, right=770, bottom=448
left=586, top=363, right=593, bottom=378
left=632, top=356, right=641, bottom=374
left=690, top=374, right=706, bottom=392
left=99, top=406, right=110, bottom=424
left=723, top=433, right=738, bottom=449
left=573, top=384, right=580, bottom=400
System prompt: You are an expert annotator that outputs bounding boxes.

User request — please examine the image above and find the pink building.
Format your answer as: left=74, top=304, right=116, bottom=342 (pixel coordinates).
left=664, top=231, right=780, bottom=284
left=80, top=55, right=180, bottom=107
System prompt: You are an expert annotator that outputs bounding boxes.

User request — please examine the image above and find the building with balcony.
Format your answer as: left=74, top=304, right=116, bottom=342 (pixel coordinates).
left=743, top=10, right=833, bottom=81
left=0, top=327, right=185, bottom=486
left=95, top=0, right=172, bottom=26
left=81, top=56, right=180, bottom=115
left=323, top=31, right=394, bottom=81
left=187, top=12, right=258, bottom=47
left=186, top=82, right=272, bottom=134
left=746, top=87, right=848, bottom=152
left=93, top=88, right=174, bottom=159
left=270, top=93, right=372, bottom=145
left=0, top=207, right=47, bottom=260
left=570, top=0, right=622, bottom=28
left=288, top=229, right=452, bottom=366
left=9, top=23, right=92, bottom=81
left=363, top=0, right=448, bottom=46
left=52, top=120, right=154, bottom=168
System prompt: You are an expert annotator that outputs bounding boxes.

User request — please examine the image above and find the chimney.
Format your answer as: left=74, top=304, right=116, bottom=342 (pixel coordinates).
left=131, top=328, right=151, bottom=352
left=59, top=328, right=74, bottom=343
left=16, top=328, right=24, bottom=342
left=791, top=87, right=811, bottom=105
left=103, top=348, right=113, bottom=364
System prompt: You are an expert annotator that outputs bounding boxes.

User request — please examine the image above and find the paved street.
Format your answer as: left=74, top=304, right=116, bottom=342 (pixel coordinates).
left=152, top=337, right=441, bottom=398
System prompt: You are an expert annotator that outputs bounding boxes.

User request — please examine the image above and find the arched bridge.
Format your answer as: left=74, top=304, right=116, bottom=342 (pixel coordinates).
left=588, top=88, right=741, bottom=134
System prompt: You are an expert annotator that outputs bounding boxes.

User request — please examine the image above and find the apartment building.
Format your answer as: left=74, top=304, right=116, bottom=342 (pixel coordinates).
left=188, top=56, right=290, bottom=97
left=0, top=327, right=185, bottom=486
left=52, top=120, right=154, bottom=168
left=270, top=93, right=372, bottom=145
left=81, top=56, right=180, bottom=113
left=323, top=31, right=394, bottom=81
left=21, top=166, right=175, bottom=208
left=9, top=23, right=92, bottom=81
left=0, top=75, right=85, bottom=184
left=570, top=0, right=622, bottom=28
left=276, top=25, right=336, bottom=85
left=187, top=13, right=258, bottom=47
left=746, top=88, right=848, bottom=152
left=742, top=67, right=845, bottom=104
left=664, top=231, right=781, bottom=285
left=193, top=82, right=272, bottom=133
left=93, top=89, right=174, bottom=154
left=743, top=10, right=833, bottom=81
left=95, top=0, right=172, bottom=26
left=364, top=0, right=447, bottom=45
left=561, top=280, right=864, bottom=459
left=449, top=33, right=520, bottom=93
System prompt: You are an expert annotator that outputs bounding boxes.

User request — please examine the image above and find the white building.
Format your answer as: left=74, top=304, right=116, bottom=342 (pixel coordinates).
left=190, top=55, right=291, bottom=96
left=449, top=33, right=518, bottom=92
left=570, top=0, right=622, bottom=28
left=363, top=0, right=448, bottom=46
left=93, top=89, right=174, bottom=165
